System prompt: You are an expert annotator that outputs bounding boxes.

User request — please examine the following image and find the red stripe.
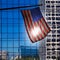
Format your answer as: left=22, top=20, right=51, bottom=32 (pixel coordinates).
left=26, top=10, right=32, bottom=29
left=41, top=20, right=47, bottom=38
left=21, top=11, right=28, bottom=28
left=25, top=10, right=37, bottom=42
left=27, top=10, right=33, bottom=25
left=33, top=22, right=40, bottom=42
left=41, top=18, right=50, bottom=34
left=42, top=18, right=51, bottom=32
left=21, top=10, right=50, bottom=42
left=38, top=20, right=45, bottom=38
left=27, top=10, right=39, bottom=42
left=28, top=10, right=42, bottom=42
left=31, top=22, right=38, bottom=42
left=37, top=21, right=43, bottom=39
left=24, top=10, right=31, bottom=29
left=22, top=10, right=34, bottom=43
left=41, top=18, right=49, bottom=34
left=27, top=11, right=37, bottom=42
left=35, top=22, right=42, bottom=41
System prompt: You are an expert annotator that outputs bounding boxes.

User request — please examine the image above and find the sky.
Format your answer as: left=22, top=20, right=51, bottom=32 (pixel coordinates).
left=0, top=0, right=44, bottom=56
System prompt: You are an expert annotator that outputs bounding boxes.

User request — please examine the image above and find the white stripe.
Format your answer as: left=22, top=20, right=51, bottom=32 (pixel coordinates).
left=25, top=11, right=35, bottom=42
left=41, top=19, right=49, bottom=33
left=40, top=22, right=44, bottom=37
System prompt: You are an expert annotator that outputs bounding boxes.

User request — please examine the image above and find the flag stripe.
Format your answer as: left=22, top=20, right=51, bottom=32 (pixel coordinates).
left=25, top=10, right=36, bottom=42
left=26, top=10, right=36, bottom=42
left=26, top=10, right=32, bottom=29
left=40, top=19, right=47, bottom=37
left=42, top=18, right=51, bottom=32
left=21, top=7, right=51, bottom=43
left=37, top=22, right=43, bottom=41
left=27, top=10, right=39, bottom=42
left=24, top=10, right=31, bottom=29
left=41, top=19, right=47, bottom=35
left=38, top=20, right=46, bottom=38
left=34, top=22, right=40, bottom=41
left=38, top=20, right=45, bottom=39
left=27, top=10, right=33, bottom=25
left=22, top=11, right=34, bottom=42
left=42, top=18, right=49, bottom=32
left=26, top=11, right=36, bottom=42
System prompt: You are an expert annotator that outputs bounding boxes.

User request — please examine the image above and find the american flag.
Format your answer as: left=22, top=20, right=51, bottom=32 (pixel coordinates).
left=21, top=7, right=51, bottom=43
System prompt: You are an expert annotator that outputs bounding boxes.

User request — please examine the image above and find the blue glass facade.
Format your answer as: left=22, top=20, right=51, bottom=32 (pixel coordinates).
left=0, top=0, right=40, bottom=60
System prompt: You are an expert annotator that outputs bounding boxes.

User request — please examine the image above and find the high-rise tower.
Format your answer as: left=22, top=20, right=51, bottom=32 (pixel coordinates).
left=45, top=0, right=60, bottom=60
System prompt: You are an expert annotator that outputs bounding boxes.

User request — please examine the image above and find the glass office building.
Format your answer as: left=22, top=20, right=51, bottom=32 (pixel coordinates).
left=45, top=0, right=60, bottom=60
left=0, top=0, right=40, bottom=60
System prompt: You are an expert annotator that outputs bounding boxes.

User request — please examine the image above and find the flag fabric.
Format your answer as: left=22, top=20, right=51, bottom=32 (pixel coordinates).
left=21, top=7, right=51, bottom=43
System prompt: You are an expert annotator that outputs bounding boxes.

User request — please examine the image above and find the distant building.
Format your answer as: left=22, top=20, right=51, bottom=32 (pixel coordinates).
left=39, top=39, right=46, bottom=60
left=14, top=55, right=21, bottom=60
left=0, top=51, right=8, bottom=60
left=21, top=46, right=39, bottom=60
left=45, top=0, right=60, bottom=60
left=39, top=0, right=60, bottom=60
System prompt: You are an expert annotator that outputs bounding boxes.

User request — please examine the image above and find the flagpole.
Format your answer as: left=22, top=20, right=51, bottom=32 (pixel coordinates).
left=0, top=4, right=42, bottom=10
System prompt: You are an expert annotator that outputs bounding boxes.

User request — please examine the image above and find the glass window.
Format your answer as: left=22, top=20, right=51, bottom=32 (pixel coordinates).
left=8, top=27, right=13, bottom=33
left=8, top=19, right=13, bottom=23
left=2, top=11, right=7, bottom=18
left=52, top=25, right=56, bottom=29
left=2, top=27, right=7, bottom=33
left=52, top=39, right=56, bottom=42
left=56, top=22, right=60, bottom=25
left=2, top=33, right=7, bottom=39
left=46, top=44, right=50, bottom=46
left=46, top=17, right=51, bottom=20
left=56, top=14, right=60, bottom=16
left=52, top=17, right=55, bottom=20
left=8, top=33, right=13, bottom=39
left=46, top=1, right=50, bottom=3
left=51, top=1, right=55, bottom=3
left=14, top=41, right=18, bottom=47
left=47, top=52, right=51, bottom=55
left=47, top=48, right=51, bottom=50
left=46, top=14, right=51, bottom=16
left=56, top=17, right=60, bottom=20
left=52, top=48, right=55, bottom=50
left=56, top=1, right=60, bottom=3
left=2, top=41, right=7, bottom=47
left=8, top=41, right=13, bottom=47
left=52, top=43, right=56, bottom=46
left=46, top=5, right=50, bottom=8
left=52, top=14, right=55, bottom=16
left=47, top=39, right=51, bottom=42
left=14, top=48, right=18, bottom=53
left=57, top=43, right=60, bottom=45
left=0, top=34, right=1, bottom=39
left=57, top=48, right=60, bottom=50
left=52, top=51, right=56, bottom=55
left=51, top=5, right=54, bottom=8
left=57, top=30, right=60, bottom=33
left=8, top=10, right=13, bottom=18
left=52, top=56, right=56, bottom=59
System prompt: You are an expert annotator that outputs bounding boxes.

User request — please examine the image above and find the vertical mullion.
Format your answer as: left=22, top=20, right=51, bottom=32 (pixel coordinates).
left=6, top=11, right=8, bottom=59
left=18, top=1, right=19, bottom=59
left=18, top=0, right=20, bottom=59
left=13, top=11, right=14, bottom=60
left=7, top=0, right=8, bottom=59
left=1, top=5, right=2, bottom=60
left=12, top=0, right=14, bottom=60
left=45, top=0, right=47, bottom=60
